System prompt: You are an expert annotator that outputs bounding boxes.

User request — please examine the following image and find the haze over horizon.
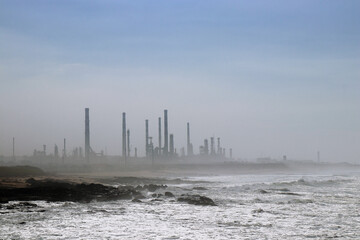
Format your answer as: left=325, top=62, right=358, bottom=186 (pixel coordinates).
left=1, top=0, right=359, bottom=162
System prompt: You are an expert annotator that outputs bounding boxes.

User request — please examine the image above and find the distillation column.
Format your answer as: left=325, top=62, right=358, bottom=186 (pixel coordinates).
left=158, top=117, right=162, bottom=155
left=210, top=137, right=215, bottom=155
left=145, top=119, right=149, bottom=157
left=164, top=110, right=168, bottom=156
left=127, top=129, right=130, bottom=157
left=85, top=108, right=90, bottom=162
left=187, top=122, right=193, bottom=156
left=122, top=112, right=126, bottom=161
left=204, top=139, right=209, bottom=155
left=170, top=134, right=174, bottom=156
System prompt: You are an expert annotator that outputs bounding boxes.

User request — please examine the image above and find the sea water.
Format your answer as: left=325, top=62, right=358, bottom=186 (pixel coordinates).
left=1, top=174, right=359, bottom=239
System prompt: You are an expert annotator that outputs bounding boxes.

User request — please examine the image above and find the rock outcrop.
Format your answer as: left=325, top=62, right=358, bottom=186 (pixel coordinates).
left=164, top=192, right=175, bottom=198
left=177, top=194, right=216, bottom=206
left=135, top=184, right=167, bottom=192
left=0, top=178, right=140, bottom=203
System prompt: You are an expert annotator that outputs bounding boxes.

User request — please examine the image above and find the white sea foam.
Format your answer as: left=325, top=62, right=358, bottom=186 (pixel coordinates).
left=1, top=174, right=359, bottom=239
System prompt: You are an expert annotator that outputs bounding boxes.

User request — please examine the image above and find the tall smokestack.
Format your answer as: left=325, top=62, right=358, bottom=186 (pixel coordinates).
left=187, top=123, right=191, bottom=156
left=54, top=144, right=59, bottom=159
left=164, top=109, right=168, bottom=156
left=122, top=112, right=126, bottom=160
left=145, top=119, right=149, bottom=157
left=63, top=138, right=66, bottom=163
left=204, top=139, right=209, bottom=155
left=170, top=134, right=174, bottom=156
left=85, top=108, right=90, bottom=162
left=158, top=117, right=162, bottom=154
left=217, top=137, right=221, bottom=155
left=127, top=129, right=130, bottom=157
left=210, top=137, right=215, bottom=155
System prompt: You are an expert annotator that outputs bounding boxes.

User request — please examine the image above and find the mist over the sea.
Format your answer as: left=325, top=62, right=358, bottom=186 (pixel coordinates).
left=1, top=1, right=360, bottom=240
left=1, top=0, right=359, bottom=163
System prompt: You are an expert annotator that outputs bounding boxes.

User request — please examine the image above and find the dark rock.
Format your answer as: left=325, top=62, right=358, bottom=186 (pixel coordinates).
left=0, top=178, right=142, bottom=203
left=146, top=184, right=167, bottom=192
left=136, top=184, right=167, bottom=192
left=164, top=192, right=175, bottom=198
left=273, top=188, right=290, bottom=192
left=118, top=185, right=135, bottom=191
left=19, top=222, right=26, bottom=225
left=258, top=189, right=268, bottom=194
left=151, top=198, right=163, bottom=202
left=177, top=194, right=216, bottom=206
left=25, top=178, right=36, bottom=185
left=135, top=185, right=144, bottom=191
left=193, top=187, right=208, bottom=191
left=151, top=193, right=163, bottom=198
left=6, top=202, right=38, bottom=210
left=252, top=208, right=264, bottom=213
left=279, top=192, right=301, bottom=196
left=132, top=199, right=142, bottom=203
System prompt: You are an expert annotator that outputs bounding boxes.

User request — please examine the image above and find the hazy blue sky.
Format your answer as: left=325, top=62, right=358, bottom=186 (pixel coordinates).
left=1, top=0, right=359, bottom=161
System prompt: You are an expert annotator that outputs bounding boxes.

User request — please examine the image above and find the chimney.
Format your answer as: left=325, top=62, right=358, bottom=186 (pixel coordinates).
left=63, top=138, right=66, bottom=163
left=187, top=122, right=192, bottom=156
left=204, top=139, right=209, bottom=155
left=122, top=112, right=126, bottom=160
left=145, top=119, right=149, bottom=157
left=85, top=108, right=90, bottom=162
left=170, top=134, right=174, bottom=156
left=164, top=109, right=168, bottom=156
left=158, top=117, right=162, bottom=155
left=210, top=137, right=215, bottom=155
left=127, top=129, right=130, bottom=157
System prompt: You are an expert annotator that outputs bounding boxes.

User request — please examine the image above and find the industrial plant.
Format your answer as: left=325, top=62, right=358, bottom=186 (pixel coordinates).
left=1, top=108, right=233, bottom=167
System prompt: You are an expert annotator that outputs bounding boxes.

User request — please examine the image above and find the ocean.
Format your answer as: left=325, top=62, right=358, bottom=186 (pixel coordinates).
left=1, top=174, right=359, bottom=239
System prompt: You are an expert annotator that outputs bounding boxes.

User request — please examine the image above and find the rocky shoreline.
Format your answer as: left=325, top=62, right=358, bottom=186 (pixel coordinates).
left=0, top=178, right=216, bottom=207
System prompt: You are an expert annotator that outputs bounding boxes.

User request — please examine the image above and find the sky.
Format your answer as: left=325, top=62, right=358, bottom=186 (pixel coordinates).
left=0, top=0, right=359, bottom=162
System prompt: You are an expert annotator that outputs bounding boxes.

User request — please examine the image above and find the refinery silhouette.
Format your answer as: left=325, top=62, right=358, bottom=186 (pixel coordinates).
left=2, top=108, right=234, bottom=169
left=2, top=108, right=358, bottom=175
